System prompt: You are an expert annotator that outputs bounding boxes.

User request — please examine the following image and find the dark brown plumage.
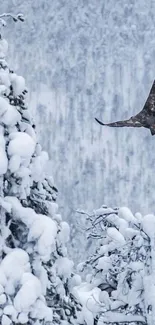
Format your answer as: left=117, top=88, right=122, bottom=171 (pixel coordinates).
left=95, top=80, right=155, bottom=135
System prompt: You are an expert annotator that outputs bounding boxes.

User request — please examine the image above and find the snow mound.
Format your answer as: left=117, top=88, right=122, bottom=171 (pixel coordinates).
left=0, top=98, right=21, bottom=127
left=96, top=256, right=111, bottom=271
left=14, top=273, right=42, bottom=312
left=0, top=85, right=7, bottom=96
left=73, top=283, right=100, bottom=325
left=142, top=214, right=155, bottom=238
left=3, top=305, right=16, bottom=317
left=8, top=154, right=21, bottom=173
left=4, top=198, right=58, bottom=260
left=53, top=257, right=74, bottom=278
left=8, top=132, right=36, bottom=158
left=4, top=197, right=37, bottom=226
left=20, top=123, right=36, bottom=142
left=118, top=207, right=136, bottom=223
left=17, top=312, right=28, bottom=324
left=107, top=227, right=125, bottom=245
left=58, top=221, right=70, bottom=243
left=1, top=249, right=30, bottom=295
left=10, top=73, right=26, bottom=96
left=30, top=299, right=53, bottom=322
left=28, top=214, right=57, bottom=261
left=1, top=315, right=11, bottom=325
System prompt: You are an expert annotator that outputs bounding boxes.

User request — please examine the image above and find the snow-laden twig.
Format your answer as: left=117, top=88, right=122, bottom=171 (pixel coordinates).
left=0, top=13, right=24, bottom=22
left=75, top=209, right=93, bottom=218
left=0, top=13, right=24, bottom=32
left=99, top=311, right=146, bottom=323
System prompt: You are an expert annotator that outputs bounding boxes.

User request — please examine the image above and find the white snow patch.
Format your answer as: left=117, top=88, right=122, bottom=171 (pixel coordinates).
left=58, top=221, right=70, bottom=243
left=119, top=207, right=136, bottom=223
left=107, top=227, right=125, bottom=244
left=4, top=197, right=37, bottom=227
left=94, top=207, right=114, bottom=216
left=28, top=214, right=57, bottom=261
left=20, top=123, right=36, bottom=142
left=142, top=214, right=155, bottom=238
left=1, top=315, right=11, bottom=325
left=96, top=256, right=111, bottom=271
left=10, top=74, right=26, bottom=96
left=8, top=132, right=36, bottom=158
left=33, top=259, right=48, bottom=295
left=69, top=274, right=82, bottom=289
left=17, top=312, right=28, bottom=324
left=30, top=298, right=53, bottom=321
left=1, top=105, right=21, bottom=126
left=54, top=257, right=74, bottom=278
left=4, top=305, right=16, bottom=316
left=0, top=294, right=6, bottom=305
left=0, top=85, right=7, bottom=96
left=8, top=154, right=21, bottom=173
left=1, top=249, right=30, bottom=294
left=99, top=291, right=111, bottom=308
left=73, top=283, right=101, bottom=325
left=14, top=273, right=42, bottom=312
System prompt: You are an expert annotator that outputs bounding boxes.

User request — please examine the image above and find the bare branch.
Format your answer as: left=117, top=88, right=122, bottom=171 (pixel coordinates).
left=0, top=13, right=24, bottom=22
left=75, top=209, right=93, bottom=218
left=0, top=13, right=25, bottom=32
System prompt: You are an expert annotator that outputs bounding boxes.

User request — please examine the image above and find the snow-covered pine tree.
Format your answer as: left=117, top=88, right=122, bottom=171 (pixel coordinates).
left=0, top=14, right=81, bottom=325
left=75, top=205, right=155, bottom=325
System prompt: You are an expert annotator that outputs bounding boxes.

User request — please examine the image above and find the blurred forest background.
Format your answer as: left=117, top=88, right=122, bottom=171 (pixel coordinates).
left=2, top=0, right=155, bottom=259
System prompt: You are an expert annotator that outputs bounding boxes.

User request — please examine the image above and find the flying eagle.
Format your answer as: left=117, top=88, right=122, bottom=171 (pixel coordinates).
left=95, top=80, right=155, bottom=135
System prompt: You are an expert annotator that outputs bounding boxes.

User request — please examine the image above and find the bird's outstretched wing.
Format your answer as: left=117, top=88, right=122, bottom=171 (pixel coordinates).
left=95, top=80, right=155, bottom=130
left=95, top=117, right=142, bottom=128
left=135, top=80, right=155, bottom=118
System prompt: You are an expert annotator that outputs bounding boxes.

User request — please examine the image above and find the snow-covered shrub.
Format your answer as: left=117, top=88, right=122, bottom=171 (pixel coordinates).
left=0, top=15, right=81, bottom=325
left=74, top=205, right=155, bottom=325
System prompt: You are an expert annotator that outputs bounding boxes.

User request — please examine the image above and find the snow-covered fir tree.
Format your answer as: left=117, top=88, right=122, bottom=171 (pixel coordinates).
left=74, top=205, right=155, bottom=325
left=0, top=14, right=81, bottom=325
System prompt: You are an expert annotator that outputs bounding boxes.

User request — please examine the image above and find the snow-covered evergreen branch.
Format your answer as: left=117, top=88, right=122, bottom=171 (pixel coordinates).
left=74, top=205, right=155, bottom=325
